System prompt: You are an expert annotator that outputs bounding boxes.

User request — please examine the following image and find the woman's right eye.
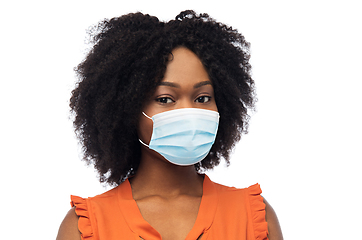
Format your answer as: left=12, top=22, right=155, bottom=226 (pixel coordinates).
left=156, top=97, right=174, bottom=104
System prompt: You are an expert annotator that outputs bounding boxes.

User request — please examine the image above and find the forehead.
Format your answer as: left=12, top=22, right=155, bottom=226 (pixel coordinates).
left=162, top=47, right=210, bottom=84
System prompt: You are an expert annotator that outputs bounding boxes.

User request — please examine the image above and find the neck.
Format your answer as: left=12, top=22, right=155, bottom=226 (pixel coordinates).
left=129, top=151, right=204, bottom=200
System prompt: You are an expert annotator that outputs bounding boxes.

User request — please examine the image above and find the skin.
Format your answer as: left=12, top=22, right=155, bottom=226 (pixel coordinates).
left=56, top=47, right=283, bottom=240
left=133, top=47, right=218, bottom=240
left=56, top=207, right=80, bottom=240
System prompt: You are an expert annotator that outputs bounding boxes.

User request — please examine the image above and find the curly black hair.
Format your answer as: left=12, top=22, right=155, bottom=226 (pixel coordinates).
left=70, top=10, right=255, bottom=186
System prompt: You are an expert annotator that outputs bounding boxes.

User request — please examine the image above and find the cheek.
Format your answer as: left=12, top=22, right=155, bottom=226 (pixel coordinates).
left=210, top=99, right=218, bottom=112
left=212, top=102, right=218, bottom=112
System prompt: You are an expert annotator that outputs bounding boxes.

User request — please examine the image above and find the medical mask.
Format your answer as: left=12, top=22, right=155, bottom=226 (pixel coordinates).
left=139, top=108, right=219, bottom=166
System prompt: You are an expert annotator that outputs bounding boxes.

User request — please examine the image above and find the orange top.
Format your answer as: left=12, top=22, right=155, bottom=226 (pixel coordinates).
left=71, top=175, right=268, bottom=240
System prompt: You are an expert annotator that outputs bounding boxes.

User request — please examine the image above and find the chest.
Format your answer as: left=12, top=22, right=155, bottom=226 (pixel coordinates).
left=136, top=195, right=202, bottom=240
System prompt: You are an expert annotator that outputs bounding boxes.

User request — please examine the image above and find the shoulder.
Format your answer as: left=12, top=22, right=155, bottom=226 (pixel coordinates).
left=263, top=198, right=284, bottom=240
left=72, top=185, right=120, bottom=206
left=56, top=207, right=81, bottom=240
left=56, top=186, right=120, bottom=240
left=212, top=181, right=262, bottom=201
left=211, top=181, right=283, bottom=240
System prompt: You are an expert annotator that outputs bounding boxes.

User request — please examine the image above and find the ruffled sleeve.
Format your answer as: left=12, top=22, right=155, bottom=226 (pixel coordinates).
left=71, top=195, right=94, bottom=239
left=247, top=184, right=269, bottom=240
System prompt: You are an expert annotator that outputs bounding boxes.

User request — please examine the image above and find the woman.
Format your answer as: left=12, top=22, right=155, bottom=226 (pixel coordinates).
left=57, top=10, right=283, bottom=240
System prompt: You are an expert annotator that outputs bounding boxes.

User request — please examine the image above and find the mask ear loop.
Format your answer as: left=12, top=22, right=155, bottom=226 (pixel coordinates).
left=142, top=112, right=152, bottom=120
left=139, top=112, right=153, bottom=148
left=139, top=138, right=149, bottom=148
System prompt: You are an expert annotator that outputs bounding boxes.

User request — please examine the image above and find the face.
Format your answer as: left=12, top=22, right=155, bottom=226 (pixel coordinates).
left=138, top=47, right=218, bottom=147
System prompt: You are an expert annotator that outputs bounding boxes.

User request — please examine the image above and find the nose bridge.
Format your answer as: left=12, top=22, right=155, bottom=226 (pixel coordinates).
left=177, top=96, right=194, bottom=109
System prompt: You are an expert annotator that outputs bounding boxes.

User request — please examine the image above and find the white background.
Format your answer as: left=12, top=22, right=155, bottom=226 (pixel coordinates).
left=1, top=0, right=361, bottom=239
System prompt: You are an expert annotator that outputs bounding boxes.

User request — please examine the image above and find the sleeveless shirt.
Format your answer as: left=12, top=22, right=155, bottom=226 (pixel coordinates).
left=71, top=175, right=268, bottom=240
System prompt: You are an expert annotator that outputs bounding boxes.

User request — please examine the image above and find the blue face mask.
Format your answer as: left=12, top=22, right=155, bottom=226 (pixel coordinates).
left=139, top=108, right=219, bottom=166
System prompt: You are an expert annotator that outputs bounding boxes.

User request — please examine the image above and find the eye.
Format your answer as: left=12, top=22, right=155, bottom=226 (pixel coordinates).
left=195, top=96, right=212, bottom=103
left=156, top=97, right=174, bottom=104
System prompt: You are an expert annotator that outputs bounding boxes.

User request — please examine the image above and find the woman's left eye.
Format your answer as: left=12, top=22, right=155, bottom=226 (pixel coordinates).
left=195, top=96, right=211, bottom=103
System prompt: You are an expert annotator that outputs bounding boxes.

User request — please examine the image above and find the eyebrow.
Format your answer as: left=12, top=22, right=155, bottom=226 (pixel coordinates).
left=159, top=80, right=212, bottom=89
left=193, top=80, right=212, bottom=89
left=158, top=82, right=181, bottom=88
